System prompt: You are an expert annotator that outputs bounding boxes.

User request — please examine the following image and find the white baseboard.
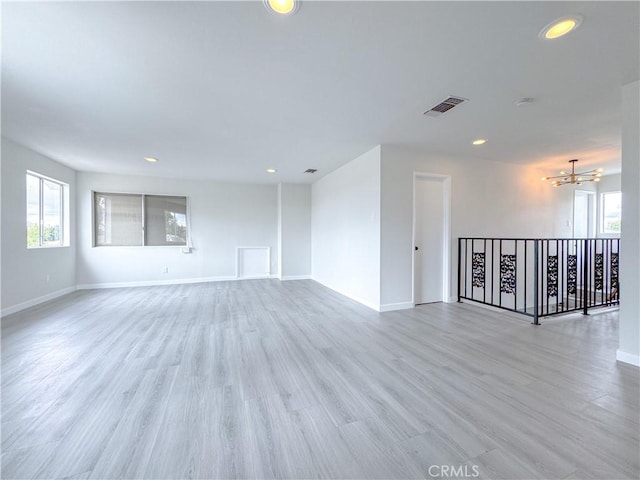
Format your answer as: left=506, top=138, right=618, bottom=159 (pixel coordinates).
left=77, top=275, right=277, bottom=290
left=1, top=286, right=77, bottom=317
left=447, top=296, right=458, bottom=303
left=379, top=302, right=414, bottom=312
left=311, top=278, right=381, bottom=312
left=280, top=275, right=312, bottom=281
left=236, top=274, right=277, bottom=280
left=616, top=349, right=640, bottom=367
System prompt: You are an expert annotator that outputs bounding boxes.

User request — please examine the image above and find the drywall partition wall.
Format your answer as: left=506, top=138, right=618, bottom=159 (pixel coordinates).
left=76, top=172, right=278, bottom=287
left=1, top=138, right=77, bottom=315
left=278, top=184, right=312, bottom=280
left=596, top=173, right=621, bottom=195
left=618, top=80, right=640, bottom=366
left=311, top=146, right=381, bottom=310
left=379, top=145, right=576, bottom=307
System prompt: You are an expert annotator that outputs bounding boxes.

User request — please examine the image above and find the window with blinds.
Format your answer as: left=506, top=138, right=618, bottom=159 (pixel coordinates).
left=94, top=192, right=188, bottom=246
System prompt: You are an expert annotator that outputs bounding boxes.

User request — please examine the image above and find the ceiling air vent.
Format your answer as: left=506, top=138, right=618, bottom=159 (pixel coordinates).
left=423, top=96, right=468, bottom=117
left=304, top=168, right=318, bottom=174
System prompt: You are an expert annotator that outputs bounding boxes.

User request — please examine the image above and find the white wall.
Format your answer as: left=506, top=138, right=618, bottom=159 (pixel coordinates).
left=311, top=146, right=381, bottom=309
left=379, top=145, right=576, bottom=306
left=1, top=138, right=77, bottom=315
left=76, top=172, right=278, bottom=287
left=618, top=80, right=640, bottom=366
left=278, top=184, right=311, bottom=279
left=596, top=173, right=621, bottom=195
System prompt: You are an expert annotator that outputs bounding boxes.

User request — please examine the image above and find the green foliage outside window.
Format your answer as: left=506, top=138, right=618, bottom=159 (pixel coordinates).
left=27, top=224, right=40, bottom=247
left=27, top=224, right=60, bottom=247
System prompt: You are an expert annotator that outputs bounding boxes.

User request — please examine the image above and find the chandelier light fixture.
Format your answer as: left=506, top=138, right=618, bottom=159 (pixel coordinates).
left=541, top=159, right=603, bottom=187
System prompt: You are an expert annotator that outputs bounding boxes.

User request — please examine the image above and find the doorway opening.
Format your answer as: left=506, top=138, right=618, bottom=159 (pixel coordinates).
left=573, top=190, right=596, bottom=237
left=412, top=173, right=451, bottom=305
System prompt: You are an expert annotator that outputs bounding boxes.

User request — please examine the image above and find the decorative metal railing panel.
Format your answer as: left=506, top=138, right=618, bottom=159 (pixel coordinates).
left=457, top=238, right=620, bottom=324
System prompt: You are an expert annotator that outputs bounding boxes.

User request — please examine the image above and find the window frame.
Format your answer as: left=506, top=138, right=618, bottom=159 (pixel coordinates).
left=26, top=170, right=69, bottom=249
left=92, top=191, right=190, bottom=248
left=600, top=191, right=622, bottom=235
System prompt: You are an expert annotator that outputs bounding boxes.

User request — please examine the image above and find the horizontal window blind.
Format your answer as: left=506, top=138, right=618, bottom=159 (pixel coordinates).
left=94, top=193, right=143, bottom=246
left=94, top=192, right=188, bottom=247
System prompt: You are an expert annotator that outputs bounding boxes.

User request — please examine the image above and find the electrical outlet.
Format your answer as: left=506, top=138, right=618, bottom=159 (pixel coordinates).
left=45, top=274, right=50, bottom=283
left=161, top=267, right=168, bottom=274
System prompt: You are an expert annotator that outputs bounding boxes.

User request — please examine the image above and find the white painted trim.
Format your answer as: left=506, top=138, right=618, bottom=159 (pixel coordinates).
left=311, top=278, right=380, bottom=312
left=235, top=275, right=276, bottom=281
left=598, top=190, right=623, bottom=236
left=236, top=246, right=271, bottom=279
left=280, top=275, right=312, bottom=281
left=277, top=184, right=283, bottom=280
left=572, top=189, right=596, bottom=238
left=1, top=286, right=77, bottom=317
left=447, top=296, right=458, bottom=303
left=411, top=172, right=452, bottom=306
left=616, top=350, right=640, bottom=367
left=90, top=190, right=192, bottom=248
left=77, top=275, right=278, bottom=290
left=379, top=302, right=414, bottom=312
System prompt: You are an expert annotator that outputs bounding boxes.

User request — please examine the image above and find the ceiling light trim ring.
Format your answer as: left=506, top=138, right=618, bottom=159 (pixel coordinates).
left=264, top=0, right=299, bottom=16
left=539, top=14, right=584, bottom=40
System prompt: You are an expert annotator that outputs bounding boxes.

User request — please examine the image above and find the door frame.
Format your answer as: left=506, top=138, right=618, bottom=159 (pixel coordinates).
left=572, top=189, right=596, bottom=238
left=412, top=172, right=452, bottom=305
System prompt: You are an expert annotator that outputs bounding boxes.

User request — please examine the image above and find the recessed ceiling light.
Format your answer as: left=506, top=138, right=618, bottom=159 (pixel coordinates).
left=144, top=157, right=158, bottom=163
left=472, top=139, right=487, bottom=145
left=266, top=168, right=277, bottom=173
left=264, top=0, right=298, bottom=15
left=540, top=15, right=583, bottom=40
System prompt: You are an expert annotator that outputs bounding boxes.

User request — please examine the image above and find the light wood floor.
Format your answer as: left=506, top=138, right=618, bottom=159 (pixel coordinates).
left=2, top=280, right=638, bottom=479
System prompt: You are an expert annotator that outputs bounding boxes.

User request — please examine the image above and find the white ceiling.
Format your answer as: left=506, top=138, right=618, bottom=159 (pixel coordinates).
left=2, top=1, right=638, bottom=183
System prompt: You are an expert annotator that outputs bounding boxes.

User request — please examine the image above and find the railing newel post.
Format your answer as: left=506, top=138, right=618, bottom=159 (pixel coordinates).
left=583, top=239, right=589, bottom=316
left=533, top=240, right=539, bottom=325
left=457, top=237, right=462, bottom=303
